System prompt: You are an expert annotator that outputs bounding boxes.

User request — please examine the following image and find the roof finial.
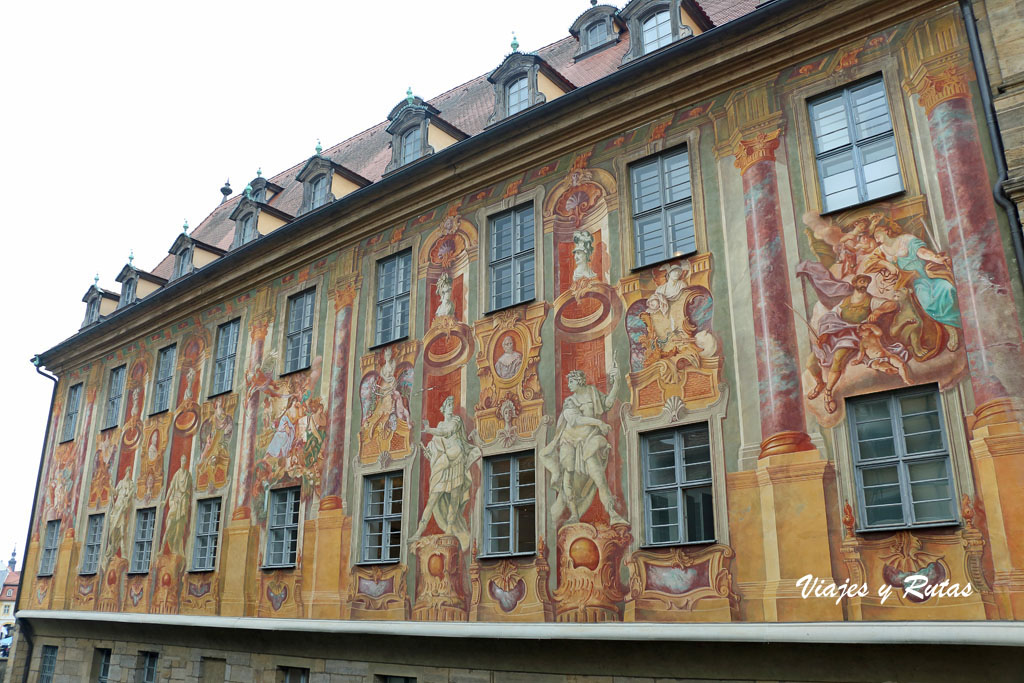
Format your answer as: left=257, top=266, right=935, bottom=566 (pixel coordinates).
left=93, top=273, right=99, bottom=287
left=182, top=219, right=189, bottom=234
left=511, top=32, right=519, bottom=52
left=591, top=0, right=597, bottom=5
left=244, top=184, right=253, bottom=199
left=256, top=167, right=262, bottom=177
left=220, top=178, right=231, bottom=203
left=128, top=249, right=134, bottom=266
left=315, top=138, right=322, bottom=155
left=406, top=87, right=414, bottom=106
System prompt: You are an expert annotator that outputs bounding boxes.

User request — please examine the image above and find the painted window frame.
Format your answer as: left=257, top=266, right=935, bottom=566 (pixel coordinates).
left=129, top=508, right=156, bottom=574
left=39, top=645, right=58, bottom=683
left=102, top=365, right=126, bottom=430
left=265, top=487, right=301, bottom=568
left=151, top=344, right=177, bottom=414
left=487, top=203, right=536, bottom=312
left=848, top=386, right=958, bottom=532
left=373, top=249, right=413, bottom=347
left=482, top=452, right=536, bottom=557
left=60, top=382, right=83, bottom=443
left=628, top=144, right=696, bottom=269
left=38, top=519, right=60, bottom=576
left=211, top=318, right=241, bottom=397
left=361, top=471, right=404, bottom=564
left=808, top=74, right=904, bottom=214
left=640, top=423, right=715, bottom=547
left=80, top=513, right=105, bottom=575
left=283, top=288, right=316, bottom=375
left=192, top=497, right=222, bottom=571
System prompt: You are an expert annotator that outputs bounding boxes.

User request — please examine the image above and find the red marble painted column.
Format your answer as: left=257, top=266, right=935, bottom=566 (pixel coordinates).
left=320, top=285, right=356, bottom=510
left=734, top=129, right=813, bottom=457
left=909, top=65, right=1024, bottom=418
left=232, top=319, right=268, bottom=520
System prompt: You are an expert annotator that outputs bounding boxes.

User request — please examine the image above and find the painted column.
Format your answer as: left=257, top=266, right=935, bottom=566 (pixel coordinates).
left=906, top=59, right=1024, bottom=618
left=734, top=129, right=813, bottom=457
left=232, top=318, right=268, bottom=521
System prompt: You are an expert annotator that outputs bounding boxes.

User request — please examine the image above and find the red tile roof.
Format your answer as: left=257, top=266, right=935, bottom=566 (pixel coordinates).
left=149, top=1, right=756, bottom=279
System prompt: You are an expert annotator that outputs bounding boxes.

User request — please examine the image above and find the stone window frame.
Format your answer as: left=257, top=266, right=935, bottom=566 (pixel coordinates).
left=231, top=209, right=259, bottom=249
left=612, top=124, right=707, bottom=274
left=786, top=56, right=920, bottom=216
left=619, top=0, right=692, bottom=65
left=569, top=3, right=623, bottom=60
left=383, top=97, right=437, bottom=175
left=39, top=645, right=58, bottom=683
left=833, top=384, right=970, bottom=535
left=83, top=291, right=102, bottom=326
left=273, top=272, right=326, bottom=377
left=173, top=244, right=193, bottom=280
left=295, top=154, right=366, bottom=215
left=118, top=273, right=138, bottom=308
left=474, top=185, right=547, bottom=318
left=486, top=53, right=553, bottom=126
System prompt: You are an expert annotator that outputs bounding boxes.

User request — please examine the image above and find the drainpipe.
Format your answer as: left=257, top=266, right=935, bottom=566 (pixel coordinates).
left=17, top=357, right=57, bottom=683
left=959, top=0, right=1024, bottom=290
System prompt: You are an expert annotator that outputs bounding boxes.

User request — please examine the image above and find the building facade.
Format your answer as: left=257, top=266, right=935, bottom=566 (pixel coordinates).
left=13, top=0, right=1024, bottom=681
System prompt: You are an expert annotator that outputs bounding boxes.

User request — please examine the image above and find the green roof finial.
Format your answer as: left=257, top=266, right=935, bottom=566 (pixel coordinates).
left=182, top=219, right=189, bottom=233
left=406, top=87, right=414, bottom=106
left=244, top=184, right=253, bottom=198
left=93, top=273, right=99, bottom=287
left=256, top=167, right=262, bottom=177
left=128, top=249, right=134, bottom=266
left=511, top=32, right=519, bottom=51
left=315, top=138, right=322, bottom=155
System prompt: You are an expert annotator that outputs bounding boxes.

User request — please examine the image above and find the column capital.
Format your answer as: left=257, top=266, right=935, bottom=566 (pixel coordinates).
left=733, top=128, right=783, bottom=174
left=249, top=318, right=270, bottom=342
left=903, top=63, right=973, bottom=117
left=332, top=280, right=359, bottom=312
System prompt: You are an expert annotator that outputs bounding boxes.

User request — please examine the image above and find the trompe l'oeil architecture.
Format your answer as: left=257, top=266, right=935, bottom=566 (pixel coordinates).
left=17, top=0, right=1024, bottom=681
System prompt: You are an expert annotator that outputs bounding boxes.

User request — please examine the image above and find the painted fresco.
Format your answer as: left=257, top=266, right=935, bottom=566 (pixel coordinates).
left=27, top=8, right=1023, bottom=626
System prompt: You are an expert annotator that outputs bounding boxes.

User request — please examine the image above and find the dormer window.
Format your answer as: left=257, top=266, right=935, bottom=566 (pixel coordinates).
left=173, top=246, right=193, bottom=279
left=506, top=77, right=529, bottom=116
left=81, top=281, right=119, bottom=328
left=295, top=152, right=370, bottom=214
left=85, top=296, right=100, bottom=325
left=641, top=10, right=672, bottom=53
left=309, top=175, right=328, bottom=210
left=384, top=93, right=467, bottom=176
left=585, top=22, right=606, bottom=50
left=119, top=277, right=137, bottom=308
left=569, top=4, right=622, bottom=59
left=401, top=127, right=422, bottom=165
left=239, top=214, right=257, bottom=245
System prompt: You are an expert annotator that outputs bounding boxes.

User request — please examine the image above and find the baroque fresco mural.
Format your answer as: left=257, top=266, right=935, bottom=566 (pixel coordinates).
left=26, top=9, right=1023, bottom=626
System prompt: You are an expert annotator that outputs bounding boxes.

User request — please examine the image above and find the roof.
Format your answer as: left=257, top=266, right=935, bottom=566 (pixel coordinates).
left=140, top=2, right=758, bottom=281
left=2, top=571, right=18, bottom=589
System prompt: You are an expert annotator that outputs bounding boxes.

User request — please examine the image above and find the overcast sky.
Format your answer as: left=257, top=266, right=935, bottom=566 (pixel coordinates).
left=0, top=0, right=590, bottom=570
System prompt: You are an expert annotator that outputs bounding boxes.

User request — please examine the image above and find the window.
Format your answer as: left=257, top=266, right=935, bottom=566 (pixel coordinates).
left=119, top=277, right=137, bottom=307
left=278, top=668, right=309, bottom=683
left=238, top=214, right=258, bottom=246
left=139, top=652, right=159, bottom=683
left=211, top=319, right=240, bottom=396
left=1, top=605, right=8, bottom=616
left=849, top=387, right=955, bottom=530
left=81, top=513, right=105, bottom=574
left=376, top=677, right=416, bottom=683
left=60, top=382, right=83, bottom=442
left=39, top=645, right=58, bottom=683
left=374, top=250, right=412, bottom=346
left=192, top=498, right=222, bottom=571
left=174, top=246, right=193, bottom=279
left=642, top=423, right=714, bottom=545
left=585, top=21, right=606, bottom=50
left=362, top=472, right=403, bottom=563
left=130, top=508, right=156, bottom=573
left=484, top=453, right=536, bottom=556
left=85, top=296, right=101, bottom=325
left=39, top=520, right=60, bottom=576
left=199, top=658, right=226, bottom=683
left=284, top=288, right=316, bottom=374
left=103, top=365, right=126, bottom=430
left=506, top=76, right=529, bottom=116
left=489, top=204, right=535, bottom=310
left=151, top=344, right=177, bottom=414
left=266, top=488, right=300, bottom=567
left=630, top=147, right=694, bottom=267
left=641, top=10, right=672, bottom=54
left=809, top=76, right=902, bottom=213
left=309, top=174, right=328, bottom=210
left=94, top=648, right=111, bottom=683
left=400, top=127, right=421, bottom=165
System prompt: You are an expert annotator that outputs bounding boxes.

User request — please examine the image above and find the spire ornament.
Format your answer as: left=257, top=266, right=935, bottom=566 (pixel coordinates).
left=511, top=32, right=519, bottom=52
left=315, top=138, right=322, bottom=155
left=182, top=219, right=189, bottom=234
left=128, top=250, right=134, bottom=266
left=94, top=273, right=99, bottom=287
left=406, top=87, right=415, bottom=106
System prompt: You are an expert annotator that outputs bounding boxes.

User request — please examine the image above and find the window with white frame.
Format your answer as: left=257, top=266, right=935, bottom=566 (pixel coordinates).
left=238, top=214, right=258, bottom=246
left=151, top=344, right=176, bottom=414
left=39, top=645, right=58, bottom=683
left=489, top=204, right=535, bottom=311
left=309, top=174, right=328, bottom=210
left=484, top=452, right=536, bottom=556
left=630, top=146, right=694, bottom=267
left=374, top=250, right=412, bottom=346
left=39, top=520, right=60, bottom=576
left=60, top=382, right=83, bottom=442
left=81, top=513, right=104, bottom=574
left=849, top=387, right=956, bottom=530
left=809, top=76, right=902, bottom=213
left=192, top=498, right=222, bottom=571
left=139, top=652, right=159, bottom=683
left=641, top=10, right=672, bottom=54
left=506, top=76, right=529, bottom=116
left=173, top=246, right=193, bottom=279
left=130, top=508, right=156, bottom=573
left=642, top=423, right=714, bottom=545
left=211, top=319, right=240, bottom=396
left=400, top=127, right=422, bottom=165
left=266, top=487, right=300, bottom=567
left=95, top=649, right=111, bottom=683
left=362, top=472, right=403, bottom=563
left=284, top=288, right=316, bottom=374
left=85, top=295, right=101, bottom=325
left=103, top=365, right=126, bottom=430
left=585, top=21, right=606, bottom=50
left=119, top=277, right=137, bottom=308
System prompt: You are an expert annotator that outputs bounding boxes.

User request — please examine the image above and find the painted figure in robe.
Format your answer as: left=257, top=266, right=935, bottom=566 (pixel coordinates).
left=163, top=454, right=193, bottom=557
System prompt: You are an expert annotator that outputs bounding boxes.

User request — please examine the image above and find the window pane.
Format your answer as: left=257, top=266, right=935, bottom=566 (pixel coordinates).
left=685, top=486, right=715, bottom=542
left=851, top=80, right=892, bottom=140
left=820, top=150, right=858, bottom=211
left=489, top=459, right=511, bottom=504
left=810, top=93, right=851, bottom=153
left=663, top=151, right=691, bottom=203
left=635, top=214, right=666, bottom=265
left=866, top=503, right=905, bottom=527
left=861, top=136, right=901, bottom=199
left=516, top=456, right=535, bottom=501
left=667, top=203, right=696, bottom=256
left=642, top=10, right=672, bottom=53
left=631, top=161, right=661, bottom=214
left=515, top=504, right=535, bottom=553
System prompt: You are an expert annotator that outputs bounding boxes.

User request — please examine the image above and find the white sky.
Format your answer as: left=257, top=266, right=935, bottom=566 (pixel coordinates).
left=0, top=0, right=590, bottom=571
